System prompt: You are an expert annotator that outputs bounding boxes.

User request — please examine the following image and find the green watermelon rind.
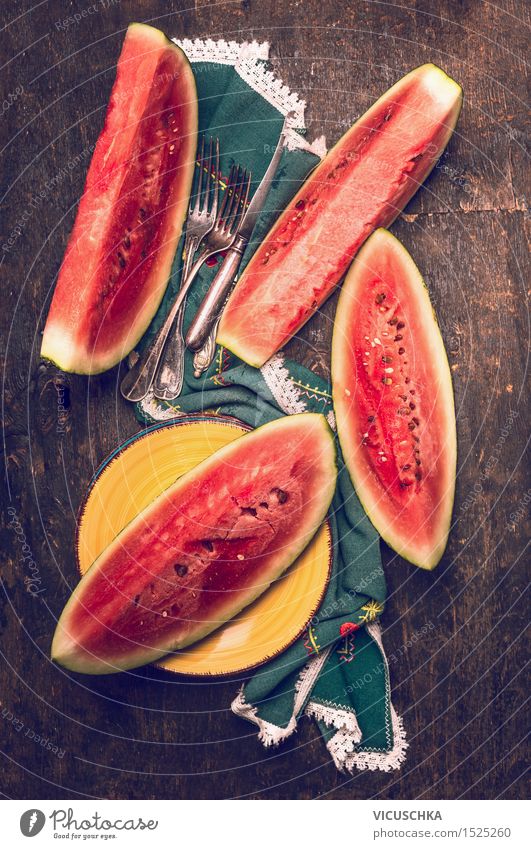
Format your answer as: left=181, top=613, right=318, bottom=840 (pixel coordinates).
left=51, top=413, right=337, bottom=674
left=40, top=24, right=198, bottom=375
left=332, top=228, right=457, bottom=571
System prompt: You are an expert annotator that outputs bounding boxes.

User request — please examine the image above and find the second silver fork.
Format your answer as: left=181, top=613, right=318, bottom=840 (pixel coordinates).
left=152, top=137, right=219, bottom=399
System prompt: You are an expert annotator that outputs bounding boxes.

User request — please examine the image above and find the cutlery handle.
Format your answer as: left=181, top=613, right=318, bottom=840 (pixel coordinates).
left=192, top=318, right=220, bottom=378
left=151, top=236, right=199, bottom=400
left=185, top=236, right=246, bottom=352
left=152, top=300, right=187, bottom=400
left=119, top=250, right=207, bottom=402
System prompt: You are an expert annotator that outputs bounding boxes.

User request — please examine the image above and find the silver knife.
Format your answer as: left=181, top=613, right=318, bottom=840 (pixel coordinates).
left=184, top=113, right=292, bottom=353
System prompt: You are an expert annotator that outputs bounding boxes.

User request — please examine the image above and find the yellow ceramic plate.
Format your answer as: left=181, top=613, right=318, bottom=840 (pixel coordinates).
left=76, top=417, right=332, bottom=676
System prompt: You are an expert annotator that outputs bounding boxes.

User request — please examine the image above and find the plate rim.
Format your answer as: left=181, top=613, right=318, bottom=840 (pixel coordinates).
left=75, top=415, right=333, bottom=678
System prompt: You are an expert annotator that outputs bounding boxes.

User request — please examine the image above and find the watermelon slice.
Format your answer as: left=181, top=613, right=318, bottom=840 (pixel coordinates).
left=52, top=414, right=336, bottom=674
left=218, top=64, right=462, bottom=367
left=41, top=24, right=197, bottom=374
left=332, top=229, right=456, bottom=570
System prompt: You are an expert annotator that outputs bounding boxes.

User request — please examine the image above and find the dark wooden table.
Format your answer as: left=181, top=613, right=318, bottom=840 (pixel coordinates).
left=1, top=0, right=528, bottom=800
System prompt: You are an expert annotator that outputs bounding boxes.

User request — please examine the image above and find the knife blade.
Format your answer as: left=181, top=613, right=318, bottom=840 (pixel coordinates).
left=184, top=113, right=293, bottom=353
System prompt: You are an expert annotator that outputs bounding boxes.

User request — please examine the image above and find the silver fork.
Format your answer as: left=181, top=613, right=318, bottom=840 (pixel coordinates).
left=152, top=136, right=219, bottom=399
left=120, top=164, right=251, bottom=403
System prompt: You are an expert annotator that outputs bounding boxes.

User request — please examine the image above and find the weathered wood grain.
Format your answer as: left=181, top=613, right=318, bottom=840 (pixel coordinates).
left=1, top=0, right=528, bottom=800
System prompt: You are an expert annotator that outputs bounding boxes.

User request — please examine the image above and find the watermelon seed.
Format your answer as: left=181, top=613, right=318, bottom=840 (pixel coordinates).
left=373, top=337, right=382, bottom=345
left=405, top=377, right=411, bottom=383
left=175, top=565, right=188, bottom=577
left=415, top=471, right=422, bottom=481
left=201, top=540, right=214, bottom=552
left=162, top=611, right=168, bottom=617
left=382, top=355, right=392, bottom=363
left=133, top=595, right=140, bottom=607
left=408, top=421, right=416, bottom=430
left=123, top=235, right=131, bottom=249
left=400, top=481, right=412, bottom=489
left=382, top=377, right=393, bottom=385
left=271, top=487, right=289, bottom=504
left=241, top=506, right=257, bottom=517
left=139, top=207, right=147, bottom=220
left=117, top=252, right=126, bottom=269
left=412, top=417, right=420, bottom=426
left=398, top=347, right=405, bottom=355
left=402, top=464, right=411, bottom=471
left=409, top=388, right=415, bottom=394
left=260, top=501, right=269, bottom=509
left=237, top=554, right=245, bottom=560
left=295, top=199, right=306, bottom=210
left=384, top=367, right=394, bottom=374
left=398, top=407, right=409, bottom=415
left=409, top=402, right=416, bottom=410
left=416, top=458, right=421, bottom=465
left=394, top=334, right=403, bottom=341
left=396, top=322, right=405, bottom=330
left=375, top=293, right=386, bottom=304
left=380, top=456, right=388, bottom=462
left=368, top=415, right=375, bottom=422
left=400, top=394, right=408, bottom=401
left=388, top=317, right=398, bottom=326
left=344, top=388, right=351, bottom=396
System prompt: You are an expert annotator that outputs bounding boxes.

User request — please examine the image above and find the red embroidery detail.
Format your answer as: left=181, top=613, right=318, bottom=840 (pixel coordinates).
left=340, top=622, right=360, bottom=637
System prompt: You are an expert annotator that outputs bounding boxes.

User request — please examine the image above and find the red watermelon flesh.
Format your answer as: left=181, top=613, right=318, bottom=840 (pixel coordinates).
left=52, top=414, right=336, bottom=674
left=332, top=229, right=456, bottom=570
left=41, top=24, right=197, bottom=374
left=218, top=64, right=462, bottom=367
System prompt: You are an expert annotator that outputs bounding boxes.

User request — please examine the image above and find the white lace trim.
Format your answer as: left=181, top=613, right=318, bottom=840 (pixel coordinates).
left=175, top=37, right=269, bottom=65
left=139, top=391, right=185, bottom=422
left=231, top=688, right=297, bottom=747
left=326, top=409, right=336, bottom=431
left=231, top=646, right=332, bottom=747
left=174, top=37, right=327, bottom=156
left=305, top=700, right=362, bottom=740
left=261, top=353, right=308, bottom=414
left=340, top=705, right=408, bottom=772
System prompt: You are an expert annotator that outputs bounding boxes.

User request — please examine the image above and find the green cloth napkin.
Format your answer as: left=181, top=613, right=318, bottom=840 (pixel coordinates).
left=133, top=38, right=407, bottom=771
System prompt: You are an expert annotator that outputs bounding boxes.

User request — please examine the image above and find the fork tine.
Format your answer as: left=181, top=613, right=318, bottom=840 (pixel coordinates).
left=223, top=165, right=243, bottom=231
left=210, top=138, right=220, bottom=221
left=192, top=135, right=205, bottom=215
left=218, top=164, right=236, bottom=222
left=226, top=167, right=250, bottom=233
left=223, top=166, right=242, bottom=232
left=237, top=169, right=252, bottom=223
left=204, top=136, right=214, bottom=215
left=241, top=169, right=252, bottom=214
